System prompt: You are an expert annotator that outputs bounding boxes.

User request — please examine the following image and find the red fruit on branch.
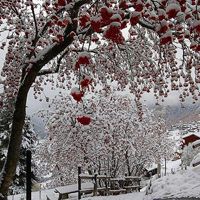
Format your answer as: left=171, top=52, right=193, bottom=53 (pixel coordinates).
left=58, top=0, right=65, bottom=7
left=119, top=0, right=129, bottom=9
left=80, top=76, right=92, bottom=89
left=79, top=13, right=90, bottom=27
left=0, top=101, right=3, bottom=108
left=160, top=31, right=172, bottom=45
left=103, top=22, right=125, bottom=44
left=156, top=20, right=168, bottom=34
left=77, top=116, right=91, bottom=125
left=134, top=0, right=144, bottom=12
left=71, top=87, right=84, bottom=102
left=193, top=20, right=200, bottom=33
left=158, top=9, right=166, bottom=20
left=130, top=11, right=141, bottom=26
left=90, top=16, right=102, bottom=32
left=166, top=4, right=181, bottom=19
left=74, top=62, right=80, bottom=70
left=78, top=52, right=91, bottom=65
left=99, top=6, right=114, bottom=25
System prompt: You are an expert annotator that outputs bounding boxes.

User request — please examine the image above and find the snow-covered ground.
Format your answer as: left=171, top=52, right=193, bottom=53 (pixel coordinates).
left=84, top=165, right=200, bottom=200
left=8, top=159, right=200, bottom=200
left=8, top=129, right=200, bottom=200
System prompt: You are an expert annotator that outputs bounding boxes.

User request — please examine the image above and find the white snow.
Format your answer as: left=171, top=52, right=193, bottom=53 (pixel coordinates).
left=78, top=52, right=90, bottom=59
left=161, top=30, right=172, bottom=38
left=166, top=4, right=181, bottom=13
left=193, top=139, right=200, bottom=147
left=71, top=87, right=81, bottom=94
left=110, top=14, right=122, bottom=22
left=131, top=11, right=141, bottom=18
left=182, top=132, right=200, bottom=139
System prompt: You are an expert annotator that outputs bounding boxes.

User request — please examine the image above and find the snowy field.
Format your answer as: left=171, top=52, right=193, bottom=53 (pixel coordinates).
left=8, top=159, right=200, bottom=200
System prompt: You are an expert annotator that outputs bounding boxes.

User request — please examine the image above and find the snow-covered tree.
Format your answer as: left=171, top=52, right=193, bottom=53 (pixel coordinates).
left=181, top=143, right=199, bottom=167
left=123, top=108, right=174, bottom=177
left=1, top=0, right=200, bottom=197
left=9, top=116, right=38, bottom=195
left=0, top=98, right=15, bottom=173
left=35, top=91, right=174, bottom=187
left=0, top=108, right=38, bottom=195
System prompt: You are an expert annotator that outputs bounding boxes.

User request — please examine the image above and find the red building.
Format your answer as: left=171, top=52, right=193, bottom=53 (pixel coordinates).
left=182, top=133, right=200, bottom=148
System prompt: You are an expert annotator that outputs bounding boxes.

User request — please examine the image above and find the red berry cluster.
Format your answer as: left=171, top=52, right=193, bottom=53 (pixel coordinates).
left=78, top=53, right=90, bottom=65
left=132, top=0, right=144, bottom=12
left=193, top=21, right=200, bottom=33
left=156, top=20, right=168, bottom=34
left=99, top=6, right=114, bottom=25
left=160, top=32, right=172, bottom=45
left=80, top=77, right=92, bottom=89
left=77, top=116, right=91, bottom=125
left=166, top=4, right=180, bottom=19
left=71, top=87, right=84, bottom=102
left=90, top=17, right=102, bottom=32
left=119, top=0, right=129, bottom=9
left=130, top=12, right=141, bottom=26
left=104, top=22, right=125, bottom=44
left=79, top=14, right=90, bottom=27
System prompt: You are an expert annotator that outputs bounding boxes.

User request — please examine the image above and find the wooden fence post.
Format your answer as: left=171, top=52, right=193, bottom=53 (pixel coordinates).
left=93, top=174, right=97, bottom=196
left=138, top=178, right=141, bottom=192
left=26, top=150, right=31, bottom=200
left=78, top=166, right=81, bottom=200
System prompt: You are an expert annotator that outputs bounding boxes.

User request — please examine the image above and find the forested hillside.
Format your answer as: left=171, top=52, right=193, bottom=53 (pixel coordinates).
left=150, top=103, right=200, bottom=128
left=31, top=116, right=46, bottom=139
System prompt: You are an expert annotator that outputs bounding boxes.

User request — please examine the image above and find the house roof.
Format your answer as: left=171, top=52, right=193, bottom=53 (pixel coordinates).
left=193, top=139, right=200, bottom=147
left=182, top=132, right=200, bottom=139
left=146, top=164, right=157, bottom=171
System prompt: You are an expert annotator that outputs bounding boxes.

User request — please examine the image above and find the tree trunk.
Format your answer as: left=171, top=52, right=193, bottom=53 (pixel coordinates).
left=157, top=163, right=161, bottom=179
left=125, top=150, right=131, bottom=176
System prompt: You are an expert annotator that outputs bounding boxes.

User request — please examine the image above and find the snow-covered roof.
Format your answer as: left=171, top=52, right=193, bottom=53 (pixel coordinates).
left=182, top=132, right=200, bottom=139
left=146, top=164, right=157, bottom=171
left=192, top=139, right=200, bottom=147
left=191, top=153, right=200, bottom=167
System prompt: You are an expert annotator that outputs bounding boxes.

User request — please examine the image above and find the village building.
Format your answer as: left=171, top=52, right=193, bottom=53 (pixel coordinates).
left=181, top=132, right=200, bottom=148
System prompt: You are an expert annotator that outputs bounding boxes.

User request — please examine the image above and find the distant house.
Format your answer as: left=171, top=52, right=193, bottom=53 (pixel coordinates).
left=144, top=165, right=157, bottom=178
left=182, top=132, right=200, bottom=148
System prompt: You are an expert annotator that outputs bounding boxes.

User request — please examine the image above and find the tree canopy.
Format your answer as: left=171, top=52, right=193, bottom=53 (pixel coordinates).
left=1, top=0, right=200, bottom=198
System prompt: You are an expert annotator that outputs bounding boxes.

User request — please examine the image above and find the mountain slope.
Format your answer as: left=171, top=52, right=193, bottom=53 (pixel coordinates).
left=149, top=103, right=200, bottom=128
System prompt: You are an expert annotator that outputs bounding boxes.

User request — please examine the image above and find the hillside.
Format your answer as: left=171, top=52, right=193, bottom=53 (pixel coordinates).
left=149, top=103, right=200, bottom=128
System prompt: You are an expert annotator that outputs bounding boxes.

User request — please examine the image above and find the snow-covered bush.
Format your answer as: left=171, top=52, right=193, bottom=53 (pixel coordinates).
left=181, top=143, right=199, bottom=167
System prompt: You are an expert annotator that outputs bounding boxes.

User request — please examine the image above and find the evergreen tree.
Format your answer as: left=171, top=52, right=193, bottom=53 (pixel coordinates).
left=0, top=100, right=38, bottom=194
left=0, top=98, right=15, bottom=173
left=10, top=116, right=39, bottom=194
